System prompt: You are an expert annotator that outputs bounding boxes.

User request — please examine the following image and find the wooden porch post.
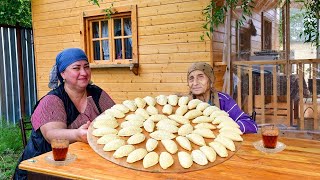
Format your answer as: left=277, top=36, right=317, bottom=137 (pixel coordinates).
left=285, top=1, right=291, bottom=126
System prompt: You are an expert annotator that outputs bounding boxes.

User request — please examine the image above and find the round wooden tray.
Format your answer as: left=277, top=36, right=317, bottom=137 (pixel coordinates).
left=88, top=105, right=242, bottom=173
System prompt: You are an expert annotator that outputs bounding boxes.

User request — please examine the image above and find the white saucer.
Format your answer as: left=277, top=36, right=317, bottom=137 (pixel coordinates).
left=253, top=140, right=286, bottom=154
left=45, top=153, right=77, bottom=166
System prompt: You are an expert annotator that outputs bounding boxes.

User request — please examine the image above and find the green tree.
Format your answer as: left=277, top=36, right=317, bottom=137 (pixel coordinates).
left=0, top=0, right=32, bottom=28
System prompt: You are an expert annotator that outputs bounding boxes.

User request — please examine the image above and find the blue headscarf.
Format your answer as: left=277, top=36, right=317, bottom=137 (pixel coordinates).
left=48, top=48, right=88, bottom=89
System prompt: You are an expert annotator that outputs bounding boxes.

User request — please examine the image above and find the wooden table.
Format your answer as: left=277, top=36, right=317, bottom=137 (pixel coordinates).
left=19, top=134, right=320, bottom=179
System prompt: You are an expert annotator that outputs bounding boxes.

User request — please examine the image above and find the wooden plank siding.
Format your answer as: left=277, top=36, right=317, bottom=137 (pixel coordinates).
left=31, top=0, right=217, bottom=103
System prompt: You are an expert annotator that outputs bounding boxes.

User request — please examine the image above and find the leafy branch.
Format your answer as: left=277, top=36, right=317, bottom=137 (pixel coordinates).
left=88, top=0, right=114, bottom=19
left=89, top=0, right=101, bottom=7
left=298, top=0, right=320, bottom=48
left=201, top=0, right=255, bottom=40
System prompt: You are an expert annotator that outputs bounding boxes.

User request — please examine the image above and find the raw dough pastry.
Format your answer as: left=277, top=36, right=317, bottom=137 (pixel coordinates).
left=93, top=117, right=118, bottom=129
left=194, top=123, right=216, bottom=130
left=92, top=127, right=118, bottom=137
left=178, top=151, right=193, bottom=169
left=219, top=127, right=243, bottom=135
left=94, top=113, right=116, bottom=122
left=146, top=105, right=158, bottom=115
left=178, top=96, right=189, bottom=106
left=199, top=146, right=216, bottom=162
left=184, top=109, right=203, bottom=119
left=147, top=114, right=168, bottom=122
left=162, top=104, right=173, bottom=115
left=176, top=136, right=192, bottom=151
left=210, top=110, right=229, bottom=119
left=143, top=119, right=155, bottom=133
left=118, top=126, right=142, bottom=137
left=157, top=119, right=179, bottom=126
left=196, top=102, right=210, bottom=111
left=146, top=138, right=158, bottom=152
left=192, top=128, right=215, bottom=138
left=103, top=139, right=125, bottom=152
left=178, top=123, right=193, bottom=136
left=105, top=108, right=125, bottom=118
left=209, top=141, right=228, bottom=158
left=212, top=116, right=235, bottom=125
left=192, top=116, right=213, bottom=123
left=135, top=108, right=150, bottom=119
left=125, top=114, right=145, bottom=122
left=217, top=120, right=240, bottom=129
left=97, top=134, right=120, bottom=145
left=159, top=152, right=174, bottom=169
left=112, top=104, right=129, bottom=114
left=191, top=150, right=208, bottom=165
left=127, top=148, right=148, bottom=163
left=127, top=133, right=146, bottom=145
left=219, top=131, right=243, bottom=142
left=143, top=152, right=159, bottom=168
left=156, top=95, right=168, bottom=105
left=167, top=94, right=178, bottom=106
left=120, top=119, right=144, bottom=128
left=134, top=97, right=147, bottom=109
left=186, top=133, right=206, bottom=146
left=214, top=135, right=235, bottom=151
left=123, top=100, right=137, bottom=112
left=161, top=139, right=178, bottom=154
left=187, top=99, right=202, bottom=109
left=175, top=105, right=188, bottom=116
left=113, top=145, right=135, bottom=158
left=156, top=123, right=178, bottom=133
left=168, top=115, right=190, bottom=124
left=150, top=130, right=176, bottom=140
left=144, top=96, right=156, bottom=106
left=203, top=106, right=220, bottom=116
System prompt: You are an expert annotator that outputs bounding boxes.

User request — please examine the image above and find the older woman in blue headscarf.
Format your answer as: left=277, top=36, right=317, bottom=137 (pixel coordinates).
left=13, top=48, right=115, bottom=180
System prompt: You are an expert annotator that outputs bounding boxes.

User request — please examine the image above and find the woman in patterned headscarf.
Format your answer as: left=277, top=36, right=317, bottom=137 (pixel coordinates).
left=14, top=48, right=115, bottom=180
left=187, top=62, right=257, bottom=134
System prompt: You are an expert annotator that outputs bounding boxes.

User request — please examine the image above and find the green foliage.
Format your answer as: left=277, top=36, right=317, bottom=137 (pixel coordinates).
left=89, top=0, right=114, bottom=19
left=89, top=0, right=102, bottom=7
left=104, top=3, right=114, bottom=19
left=0, top=0, right=32, bottom=28
left=298, top=0, right=320, bottom=48
left=0, top=120, right=24, bottom=179
left=201, top=0, right=255, bottom=40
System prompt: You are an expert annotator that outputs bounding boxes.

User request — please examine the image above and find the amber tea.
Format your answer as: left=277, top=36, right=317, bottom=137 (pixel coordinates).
left=261, top=125, right=279, bottom=149
left=51, top=139, right=69, bottom=161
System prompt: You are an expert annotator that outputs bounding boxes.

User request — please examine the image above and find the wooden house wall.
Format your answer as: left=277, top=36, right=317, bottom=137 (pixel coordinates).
left=31, top=0, right=219, bottom=103
left=227, top=6, right=280, bottom=57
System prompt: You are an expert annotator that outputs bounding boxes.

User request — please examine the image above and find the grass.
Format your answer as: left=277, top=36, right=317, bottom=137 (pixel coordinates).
left=0, top=120, right=25, bottom=179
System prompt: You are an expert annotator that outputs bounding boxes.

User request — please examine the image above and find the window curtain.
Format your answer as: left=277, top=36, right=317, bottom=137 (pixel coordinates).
left=93, top=22, right=100, bottom=60
left=102, top=21, right=109, bottom=60
left=124, top=20, right=132, bottom=59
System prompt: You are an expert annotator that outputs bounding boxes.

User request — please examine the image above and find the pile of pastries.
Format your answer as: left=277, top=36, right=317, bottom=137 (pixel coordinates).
left=91, top=95, right=243, bottom=170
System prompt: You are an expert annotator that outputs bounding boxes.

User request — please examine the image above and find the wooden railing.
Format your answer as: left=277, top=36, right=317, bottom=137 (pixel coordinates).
left=232, top=59, right=320, bottom=130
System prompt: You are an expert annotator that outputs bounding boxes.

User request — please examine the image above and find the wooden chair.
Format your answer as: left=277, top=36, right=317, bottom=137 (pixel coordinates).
left=19, top=118, right=32, bottom=147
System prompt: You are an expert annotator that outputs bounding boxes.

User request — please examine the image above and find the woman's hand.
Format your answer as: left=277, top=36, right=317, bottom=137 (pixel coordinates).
left=78, top=121, right=91, bottom=143
left=41, top=121, right=92, bottom=144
